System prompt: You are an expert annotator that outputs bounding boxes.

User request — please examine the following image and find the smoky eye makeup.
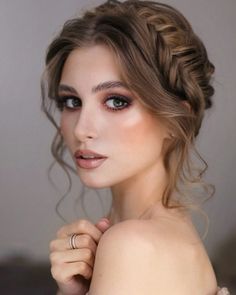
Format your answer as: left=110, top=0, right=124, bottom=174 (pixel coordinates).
left=103, top=94, right=133, bottom=111
left=56, top=95, right=81, bottom=109
left=56, top=93, right=133, bottom=112
left=55, top=94, right=79, bottom=111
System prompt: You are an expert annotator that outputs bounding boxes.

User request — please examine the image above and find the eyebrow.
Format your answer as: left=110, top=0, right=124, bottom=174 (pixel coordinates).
left=58, top=80, right=129, bottom=95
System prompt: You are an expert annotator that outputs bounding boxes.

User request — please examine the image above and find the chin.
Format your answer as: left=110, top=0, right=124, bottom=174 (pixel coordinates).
left=78, top=173, right=111, bottom=189
left=77, top=166, right=131, bottom=189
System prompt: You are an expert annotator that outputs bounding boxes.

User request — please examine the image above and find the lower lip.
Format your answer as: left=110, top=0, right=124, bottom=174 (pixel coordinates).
left=75, top=157, right=107, bottom=169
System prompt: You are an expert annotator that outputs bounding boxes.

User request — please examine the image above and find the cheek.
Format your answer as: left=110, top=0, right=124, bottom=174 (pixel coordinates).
left=110, top=110, right=164, bottom=155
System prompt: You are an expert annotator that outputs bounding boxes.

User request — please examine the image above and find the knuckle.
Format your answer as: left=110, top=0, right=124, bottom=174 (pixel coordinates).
left=79, top=261, right=87, bottom=274
left=77, top=219, right=88, bottom=231
left=51, top=265, right=69, bottom=284
left=82, top=234, right=91, bottom=247
left=84, top=266, right=92, bottom=279
left=49, top=252, right=59, bottom=264
left=84, top=249, right=93, bottom=261
left=51, top=265, right=61, bottom=280
left=76, top=262, right=92, bottom=279
left=49, top=240, right=56, bottom=252
left=59, top=273, right=69, bottom=284
left=58, top=273, right=67, bottom=284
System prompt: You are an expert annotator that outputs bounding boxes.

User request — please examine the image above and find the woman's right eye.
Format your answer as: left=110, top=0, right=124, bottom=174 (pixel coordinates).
left=57, top=96, right=81, bottom=110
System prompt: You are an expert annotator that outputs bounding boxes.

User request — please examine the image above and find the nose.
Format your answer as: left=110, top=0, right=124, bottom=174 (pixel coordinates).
left=73, top=105, right=98, bottom=143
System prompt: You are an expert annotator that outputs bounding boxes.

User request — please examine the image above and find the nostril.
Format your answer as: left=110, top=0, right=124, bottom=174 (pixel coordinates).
left=73, top=118, right=98, bottom=142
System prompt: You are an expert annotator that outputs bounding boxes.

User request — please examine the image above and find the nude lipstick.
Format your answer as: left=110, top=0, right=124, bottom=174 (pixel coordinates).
left=74, top=149, right=107, bottom=169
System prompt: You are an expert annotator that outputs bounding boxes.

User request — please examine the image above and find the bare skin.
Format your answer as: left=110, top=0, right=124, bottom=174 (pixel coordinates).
left=51, top=207, right=218, bottom=295
left=103, top=205, right=218, bottom=294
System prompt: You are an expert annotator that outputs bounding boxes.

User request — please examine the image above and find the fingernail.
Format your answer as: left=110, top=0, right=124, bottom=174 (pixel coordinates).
left=100, top=218, right=109, bottom=224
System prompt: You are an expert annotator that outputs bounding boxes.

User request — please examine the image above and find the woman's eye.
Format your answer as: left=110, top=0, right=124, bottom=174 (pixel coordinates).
left=57, top=96, right=81, bottom=110
left=56, top=95, right=132, bottom=112
left=104, top=95, right=132, bottom=111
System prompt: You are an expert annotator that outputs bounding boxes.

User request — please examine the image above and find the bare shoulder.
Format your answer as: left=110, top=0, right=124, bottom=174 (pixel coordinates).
left=89, top=219, right=158, bottom=294
left=147, top=215, right=218, bottom=294
left=93, top=218, right=157, bottom=262
left=101, top=218, right=157, bottom=243
left=89, top=218, right=218, bottom=294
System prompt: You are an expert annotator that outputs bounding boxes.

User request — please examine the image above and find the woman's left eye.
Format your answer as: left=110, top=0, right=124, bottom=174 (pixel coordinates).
left=104, top=95, right=132, bottom=111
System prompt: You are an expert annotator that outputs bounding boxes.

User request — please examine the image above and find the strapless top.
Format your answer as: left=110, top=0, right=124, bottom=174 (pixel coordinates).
left=85, top=286, right=230, bottom=294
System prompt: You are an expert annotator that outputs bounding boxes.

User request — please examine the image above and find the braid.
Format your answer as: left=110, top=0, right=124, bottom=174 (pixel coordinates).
left=130, top=1, right=214, bottom=136
left=83, top=0, right=215, bottom=136
left=136, top=3, right=215, bottom=115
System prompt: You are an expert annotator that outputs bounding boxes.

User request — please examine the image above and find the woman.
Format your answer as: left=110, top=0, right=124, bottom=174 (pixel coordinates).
left=41, top=0, right=230, bottom=294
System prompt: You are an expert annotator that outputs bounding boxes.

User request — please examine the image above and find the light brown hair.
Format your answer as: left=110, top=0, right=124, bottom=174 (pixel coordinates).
left=41, top=0, right=215, bottom=236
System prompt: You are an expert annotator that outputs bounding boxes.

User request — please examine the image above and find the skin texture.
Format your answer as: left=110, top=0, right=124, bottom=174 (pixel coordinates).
left=59, top=44, right=173, bottom=225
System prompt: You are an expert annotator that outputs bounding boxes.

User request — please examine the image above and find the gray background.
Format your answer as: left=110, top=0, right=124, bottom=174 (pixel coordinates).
left=0, top=0, right=235, bottom=284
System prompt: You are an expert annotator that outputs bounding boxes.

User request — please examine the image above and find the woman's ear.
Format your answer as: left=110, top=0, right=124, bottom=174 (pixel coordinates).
left=165, top=130, right=176, bottom=140
left=182, top=100, right=192, bottom=113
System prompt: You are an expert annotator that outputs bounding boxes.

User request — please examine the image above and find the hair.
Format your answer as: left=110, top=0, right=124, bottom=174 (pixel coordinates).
left=41, top=0, right=215, bottom=238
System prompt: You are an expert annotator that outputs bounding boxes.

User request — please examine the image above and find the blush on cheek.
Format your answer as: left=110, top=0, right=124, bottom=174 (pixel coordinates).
left=115, top=110, right=161, bottom=148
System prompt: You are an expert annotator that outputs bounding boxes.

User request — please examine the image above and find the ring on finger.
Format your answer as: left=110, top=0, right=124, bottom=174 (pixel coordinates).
left=69, top=233, right=79, bottom=250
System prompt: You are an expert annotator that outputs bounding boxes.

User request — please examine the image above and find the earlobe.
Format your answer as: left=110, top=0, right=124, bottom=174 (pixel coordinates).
left=182, top=101, right=191, bottom=112
left=164, top=132, right=175, bottom=141
left=164, top=127, right=176, bottom=140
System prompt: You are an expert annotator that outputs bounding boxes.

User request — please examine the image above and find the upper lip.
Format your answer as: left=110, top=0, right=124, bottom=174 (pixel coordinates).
left=74, top=149, right=107, bottom=158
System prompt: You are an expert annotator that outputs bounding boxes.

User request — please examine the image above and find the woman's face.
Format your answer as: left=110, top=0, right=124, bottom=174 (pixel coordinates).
left=59, top=44, right=170, bottom=188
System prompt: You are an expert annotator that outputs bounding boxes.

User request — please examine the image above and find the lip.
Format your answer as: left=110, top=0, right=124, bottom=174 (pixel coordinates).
left=74, top=149, right=107, bottom=159
left=74, top=149, right=107, bottom=169
left=75, top=157, right=107, bottom=169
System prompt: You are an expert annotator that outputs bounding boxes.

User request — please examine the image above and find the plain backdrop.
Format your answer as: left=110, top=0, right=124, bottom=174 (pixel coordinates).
left=0, top=0, right=235, bottom=264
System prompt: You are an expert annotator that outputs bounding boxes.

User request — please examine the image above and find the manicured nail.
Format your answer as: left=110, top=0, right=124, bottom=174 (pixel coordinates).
left=100, top=218, right=109, bottom=223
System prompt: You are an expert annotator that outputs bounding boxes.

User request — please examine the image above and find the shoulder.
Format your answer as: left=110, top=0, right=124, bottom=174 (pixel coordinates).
left=92, top=219, right=157, bottom=270
left=100, top=218, right=156, bottom=245
left=89, top=219, right=157, bottom=293
left=89, top=218, right=216, bottom=294
left=99, top=216, right=200, bottom=256
left=104, top=217, right=202, bottom=269
left=96, top=218, right=172, bottom=257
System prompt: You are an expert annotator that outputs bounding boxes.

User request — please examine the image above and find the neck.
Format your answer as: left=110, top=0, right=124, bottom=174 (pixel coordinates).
left=107, top=161, right=169, bottom=226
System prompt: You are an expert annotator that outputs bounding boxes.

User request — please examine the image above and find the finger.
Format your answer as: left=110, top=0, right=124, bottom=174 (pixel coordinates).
left=57, top=219, right=102, bottom=243
left=50, top=234, right=97, bottom=255
left=95, top=218, right=111, bottom=233
left=51, top=261, right=93, bottom=282
left=50, top=248, right=95, bottom=268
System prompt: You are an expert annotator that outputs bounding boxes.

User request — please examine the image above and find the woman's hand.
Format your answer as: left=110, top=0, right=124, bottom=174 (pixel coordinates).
left=49, top=217, right=111, bottom=295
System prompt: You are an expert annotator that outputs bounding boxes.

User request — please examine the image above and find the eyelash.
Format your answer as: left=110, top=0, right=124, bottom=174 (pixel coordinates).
left=56, top=95, right=132, bottom=112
